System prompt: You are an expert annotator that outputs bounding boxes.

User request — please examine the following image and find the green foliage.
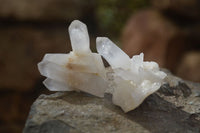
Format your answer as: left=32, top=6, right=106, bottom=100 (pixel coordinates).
left=96, top=0, right=150, bottom=37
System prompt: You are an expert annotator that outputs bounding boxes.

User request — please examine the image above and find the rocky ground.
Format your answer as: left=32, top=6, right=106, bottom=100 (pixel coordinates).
left=0, top=0, right=199, bottom=132
left=23, top=70, right=200, bottom=133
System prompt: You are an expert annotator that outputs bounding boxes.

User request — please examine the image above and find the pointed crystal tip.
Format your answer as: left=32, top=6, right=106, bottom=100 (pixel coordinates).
left=96, top=37, right=131, bottom=69
left=68, top=20, right=91, bottom=54
left=96, top=37, right=110, bottom=56
left=69, top=20, right=87, bottom=31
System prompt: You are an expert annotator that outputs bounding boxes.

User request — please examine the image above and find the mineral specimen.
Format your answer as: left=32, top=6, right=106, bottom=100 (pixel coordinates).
left=96, top=37, right=167, bottom=112
left=38, top=20, right=108, bottom=97
left=38, top=20, right=167, bottom=112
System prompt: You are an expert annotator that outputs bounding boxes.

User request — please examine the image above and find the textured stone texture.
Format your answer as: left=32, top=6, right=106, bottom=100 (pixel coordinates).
left=23, top=71, right=200, bottom=133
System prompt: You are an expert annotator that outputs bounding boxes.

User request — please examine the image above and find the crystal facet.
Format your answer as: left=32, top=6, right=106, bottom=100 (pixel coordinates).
left=96, top=37, right=131, bottom=69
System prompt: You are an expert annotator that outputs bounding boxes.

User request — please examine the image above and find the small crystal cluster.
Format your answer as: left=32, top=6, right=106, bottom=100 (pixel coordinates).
left=97, top=38, right=166, bottom=112
left=38, top=20, right=107, bottom=97
left=38, top=20, right=166, bottom=112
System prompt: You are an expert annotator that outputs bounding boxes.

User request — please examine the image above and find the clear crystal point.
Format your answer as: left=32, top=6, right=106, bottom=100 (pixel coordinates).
left=96, top=37, right=131, bottom=69
left=68, top=20, right=91, bottom=54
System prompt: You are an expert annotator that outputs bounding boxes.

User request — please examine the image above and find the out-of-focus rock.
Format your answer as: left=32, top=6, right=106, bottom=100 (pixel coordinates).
left=176, top=51, right=200, bottom=82
left=0, top=25, right=70, bottom=91
left=96, top=0, right=150, bottom=36
left=23, top=71, right=200, bottom=133
left=0, top=90, right=39, bottom=133
left=151, top=0, right=200, bottom=19
left=122, top=9, right=184, bottom=71
left=0, top=0, right=95, bottom=20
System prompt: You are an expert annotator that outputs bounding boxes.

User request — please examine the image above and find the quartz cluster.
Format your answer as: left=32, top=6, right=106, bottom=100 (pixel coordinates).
left=38, top=20, right=107, bottom=97
left=97, top=38, right=167, bottom=112
left=38, top=20, right=166, bottom=112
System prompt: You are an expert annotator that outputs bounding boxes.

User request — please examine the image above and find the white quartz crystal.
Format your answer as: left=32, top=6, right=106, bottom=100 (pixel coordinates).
left=97, top=37, right=167, bottom=112
left=38, top=20, right=108, bottom=97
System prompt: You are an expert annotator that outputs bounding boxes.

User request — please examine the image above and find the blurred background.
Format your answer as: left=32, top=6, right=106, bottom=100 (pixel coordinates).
left=0, top=0, right=199, bottom=132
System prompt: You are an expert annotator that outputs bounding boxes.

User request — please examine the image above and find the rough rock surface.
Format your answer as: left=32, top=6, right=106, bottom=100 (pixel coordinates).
left=23, top=71, right=200, bottom=133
